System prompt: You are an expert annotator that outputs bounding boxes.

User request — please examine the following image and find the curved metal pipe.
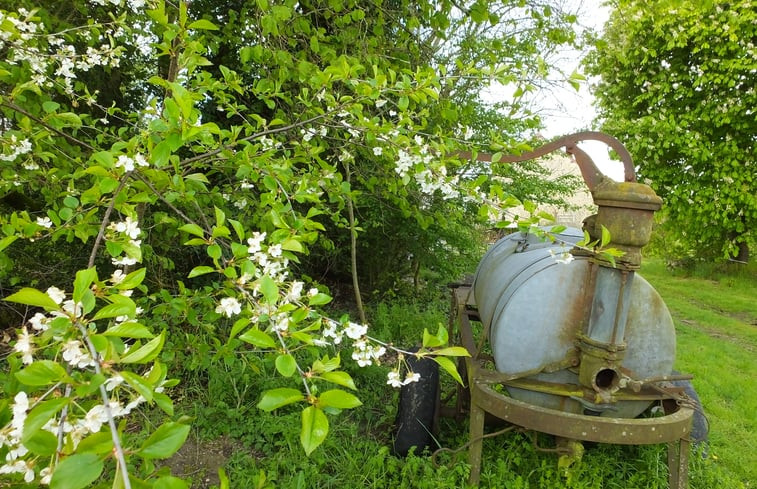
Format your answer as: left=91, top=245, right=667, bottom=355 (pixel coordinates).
left=455, top=131, right=636, bottom=191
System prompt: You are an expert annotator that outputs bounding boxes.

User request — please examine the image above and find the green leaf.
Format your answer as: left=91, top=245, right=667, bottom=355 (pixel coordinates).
left=281, top=238, right=304, bottom=252
left=214, top=206, right=226, bottom=227
left=433, top=356, right=465, bottom=385
left=154, top=391, right=174, bottom=416
left=120, top=330, right=166, bottom=364
left=179, top=223, right=205, bottom=238
left=257, top=388, right=304, bottom=411
left=601, top=225, right=611, bottom=247
left=115, top=268, right=146, bottom=289
left=319, top=371, right=357, bottom=391
left=73, top=267, right=97, bottom=303
left=188, top=265, right=215, bottom=278
left=311, top=354, right=340, bottom=373
left=229, top=318, right=249, bottom=340
left=22, top=398, right=69, bottom=445
left=24, top=429, right=58, bottom=456
left=275, top=354, right=297, bottom=377
left=188, top=19, right=219, bottom=30
left=63, top=195, right=79, bottom=208
left=92, top=298, right=136, bottom=321
left=239, top=328, right=276, bottom=348
left=430, top=346, right=470, bottom=357
left=120, top=370, right=154, bottom=402
left=4, top=287, right=60, bottom=311
left=139, top=422, right=191, bottom=459
left=15, top=360, right=68, bottom=386
left=42, top=101, right=61, bottom=113
left=308, top=293, right=332, bottom=306
left=154, top=476, right=189, bottom=489
left=50, top=453, right=104, bottom=489
left=207, top=243, right=222, bottom=260
left=76, top=431, right=113, bottom=454
left=0, top=235, right=18, bottom=252
left=259, top=275, right=279, bottom=304
left=227, top=219, right=245, bottom=241
left=318, top=389, right=362, bottom=409
left=76, top=431, right=114, bottom=454
left=103, top=322, right=154, bottom=339
left=422, top=325, right=448, bottom=348
left=300, top=406, right=328, bottom=456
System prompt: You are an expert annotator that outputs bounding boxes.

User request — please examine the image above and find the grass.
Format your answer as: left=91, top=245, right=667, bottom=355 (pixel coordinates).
left=639, top=259, right=757, bottom=487
left=168, top=259, right=756, bottom=488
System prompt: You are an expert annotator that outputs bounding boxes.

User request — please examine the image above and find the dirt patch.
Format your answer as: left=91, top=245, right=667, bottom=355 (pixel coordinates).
left=678, top=319, right=756, bottom=353
left=163, top=435, right=243, bottom=488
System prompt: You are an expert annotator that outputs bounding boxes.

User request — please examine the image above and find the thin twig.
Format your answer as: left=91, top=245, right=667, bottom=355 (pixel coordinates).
left=132, top=173, right=207, bottom=233
left=88, top=172, right=133, bottom=268
left=178, top=112, right=330, bottom=167
left=75, top=322, right=132, bottom=489
left=0, top=101, right=97, bottom=152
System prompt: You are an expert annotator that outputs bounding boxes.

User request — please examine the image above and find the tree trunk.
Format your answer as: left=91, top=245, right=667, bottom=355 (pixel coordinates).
left=345, top=161, right=367, bottom=325
left=733, top=241, right=749, bottom=264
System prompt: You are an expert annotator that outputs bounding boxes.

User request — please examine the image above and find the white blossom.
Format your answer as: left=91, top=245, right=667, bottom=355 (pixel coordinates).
left=403, top=371, right=420, bottom=385
left=0, top=135, right=33, bottom=162
left=13, top=327, right=34, bottom=364
left=115, top=154, right=135, bottom=172
left=301, top=128, right=317, bottom=142
left=133, top=153, right=148, bottom=168
left=39, top=467, right=52, bottom=485
left=112, top=255, right=138, bottom=266
left=549, top=249, right=575, bottom=265
left=268, top=244, right=282, bottom=257
left=344, top=322, right=367, bottom=340
left=81, top=404, right=108, bottom=433
left=247, top=231, right=266, bottom=254
left=322, top=322, right=343, bottom=345
left=215, top=297, right=241, bottom=317
left=36, top=217, right=53, bottom=228
left=46, top=286, right=66, bottom=304
left=61, top=339, right=95, bottom=368
left=11, top=391, right=29, bottom=433
left=372, top=146, right=383, bottom=156
left=111, top=269, right=126, bottom=284
left=28, top=312, right=50, bottom=331
left=112, top=216, right=140, bottom=239
left=62, top=300, right=84, bottom=318
left=387, top=370, right=403, bottom=388
left=0, top=460, right=35, bottom=483
left=375, top=99, right=387, bottom=108
left=286, top=281, right=304, bottom=302
left=272, top=316, right=289, bottom=332
left=105, top=373, right=125, bottom=391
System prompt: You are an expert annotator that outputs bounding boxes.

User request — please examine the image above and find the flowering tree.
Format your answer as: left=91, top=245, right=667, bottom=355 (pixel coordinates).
left=0, top=0, right=583, bottom=487
left=586, top=0, right=756, bottom=263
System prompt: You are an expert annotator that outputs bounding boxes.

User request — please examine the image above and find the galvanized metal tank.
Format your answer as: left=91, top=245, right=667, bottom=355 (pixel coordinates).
left=472, top=228, right=676, bottom=418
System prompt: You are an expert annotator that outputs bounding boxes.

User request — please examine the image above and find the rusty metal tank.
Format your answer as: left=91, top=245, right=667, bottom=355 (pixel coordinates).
left=472, top=228, right=676, bottom=418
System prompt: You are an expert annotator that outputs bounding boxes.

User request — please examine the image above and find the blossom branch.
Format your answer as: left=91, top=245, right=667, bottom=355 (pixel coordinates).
left=74, top=321, right=132, bottom=489
left=88, top=171, right=133, bottom=268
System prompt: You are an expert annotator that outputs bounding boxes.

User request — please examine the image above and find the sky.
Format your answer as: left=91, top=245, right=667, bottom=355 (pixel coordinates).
left=537, top=0, right=625, bottom=181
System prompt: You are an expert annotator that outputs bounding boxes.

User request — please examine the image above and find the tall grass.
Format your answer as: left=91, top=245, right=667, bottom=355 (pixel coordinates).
left=640, top=259, right=757, bottom=487
left=167, top=260, right=754, bottom=488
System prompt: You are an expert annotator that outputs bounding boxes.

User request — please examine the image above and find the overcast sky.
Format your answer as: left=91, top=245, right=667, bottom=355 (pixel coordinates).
left=538, top=0, right=624, bottom=180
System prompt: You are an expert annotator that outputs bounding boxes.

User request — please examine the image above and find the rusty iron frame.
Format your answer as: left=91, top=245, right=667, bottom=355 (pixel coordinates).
left=449, top=286, right=693, bottom=488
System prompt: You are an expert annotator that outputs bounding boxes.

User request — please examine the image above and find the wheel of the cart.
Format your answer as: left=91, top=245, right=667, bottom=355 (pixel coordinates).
left=668, top=371, right=709, bottom=446
left=392, top=352, right=440, bottom=457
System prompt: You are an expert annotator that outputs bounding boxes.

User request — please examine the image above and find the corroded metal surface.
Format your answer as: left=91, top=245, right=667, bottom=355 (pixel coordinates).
left=454, top=287, right=693, bottom=488
left=448, top=133, right=692, bottom=488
